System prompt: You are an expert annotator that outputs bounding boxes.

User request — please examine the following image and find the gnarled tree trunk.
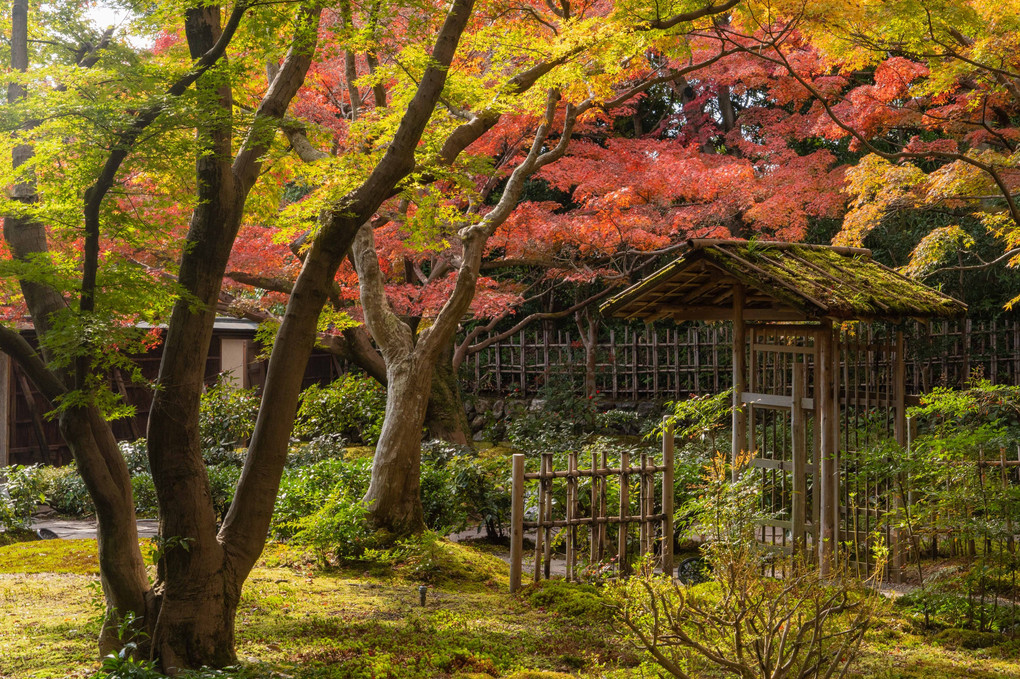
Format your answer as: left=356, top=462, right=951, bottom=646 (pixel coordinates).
left=364, top=355, right=433, bottom=534
left=356, top=94, right=578, bottom=535
left=425, top=342, right=472, bottom=445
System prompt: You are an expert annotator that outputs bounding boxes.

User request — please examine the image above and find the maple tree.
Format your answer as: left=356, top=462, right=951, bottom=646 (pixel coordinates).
left=704, top=0, right=1020, bottom=305
left=3, top=0, right=793, bottom=670
left=221, top=0, right=821, bottom=533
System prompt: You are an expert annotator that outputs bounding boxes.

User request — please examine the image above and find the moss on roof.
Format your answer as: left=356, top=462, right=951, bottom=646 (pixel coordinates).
left=601, top=239, right=966, bottom=321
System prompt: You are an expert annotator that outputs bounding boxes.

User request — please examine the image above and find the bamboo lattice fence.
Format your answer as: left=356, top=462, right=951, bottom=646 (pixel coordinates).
left=464, top=319, right=1020, bottom=401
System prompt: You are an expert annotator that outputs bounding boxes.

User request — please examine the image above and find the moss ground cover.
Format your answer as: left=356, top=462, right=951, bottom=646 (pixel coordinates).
left=2, top=538, right=1020, bottom=678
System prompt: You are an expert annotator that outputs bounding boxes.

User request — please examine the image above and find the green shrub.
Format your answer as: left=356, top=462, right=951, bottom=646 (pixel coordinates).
left=199, top=375, right=260, bottom=454
left=207, top=463, right=241, bottom=520
left=119, top=440, right=150, bottom=475
left=130, top=474, right=159, bottom=517
left=271, top=457, right=371, bottom=540
left=285, top=433, right=348, bottom=468
left=293, top=375, right=386, bottom=445
left=421, top=440, right=512, bottom=538
left=288, top=491, right=375, bottom=562
left=0, top=465, right=46, bottom=530
left=40, top=465, right=95, bottom=516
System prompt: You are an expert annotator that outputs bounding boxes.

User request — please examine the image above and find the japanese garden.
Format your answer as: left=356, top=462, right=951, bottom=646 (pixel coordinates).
left=2, top=0, right=1020, bottom=677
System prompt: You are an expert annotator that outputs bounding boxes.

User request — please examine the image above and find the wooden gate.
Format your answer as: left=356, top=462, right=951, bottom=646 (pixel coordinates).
left=742, top=325, right=822, bottom=563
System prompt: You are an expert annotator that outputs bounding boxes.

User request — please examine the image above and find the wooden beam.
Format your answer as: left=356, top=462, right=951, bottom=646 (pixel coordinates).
left=818, top=320, right=836, bottom=575
left=741, top=391, right=815, bottom=411
left=792, top=361, right=807, bottom=557
left=0, top=354, right=9, bottom=469
left=661, top=307, right=810, bottom=322
left=661, top=420, right=674, bottom=578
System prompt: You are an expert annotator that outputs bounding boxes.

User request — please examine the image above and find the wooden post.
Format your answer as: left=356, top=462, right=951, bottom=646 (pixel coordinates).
left=892, top=330, right=907, bottom=582
left=818, top=320, right=836, bottom=575
left=732, top=284, right=747, bottom=479
left=662, top=420, right=675, bottom=577
left=0, top=354, right=9, bottom=469
left=619, top=451, right=630, bottom=575
left=645, top=456, right=654, bottom=558
left=600, top=449, right=609, bottom=560
left=590, top=450, right=599, bottom=562
left=639, top=453, right=648, bottom=556
left=543, top=453, right=554, bottom=580
left=533, top=455, right=546, bottom=582
left=566, top=451, right=577, bottom=582
left=510, top=454, right=525, bottom=592
left=791, top=361, right=807, bottom=557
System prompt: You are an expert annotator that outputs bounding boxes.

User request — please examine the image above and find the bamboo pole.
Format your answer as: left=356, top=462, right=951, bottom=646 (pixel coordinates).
left=533, top=454, right=546, bottom=582
left=619, top=451, right=630, bottom=575
left=732, top=284, right=747, bottom=479
left=510, top=454, right=525, bottom=592
left=646, top=455, right=655, bottom=560
left=636, top=452, right=644, bottom=554
left=595, top=446, right=603, bottom=558
left=662, top=420, right=675, bottom=577
left=566, top=451, right=577, bottom=582
left=892, top=330, right=907, bottom=582
left=543, top=452, right=554, bottom=579
left=590, top=450, right=599, bottom=562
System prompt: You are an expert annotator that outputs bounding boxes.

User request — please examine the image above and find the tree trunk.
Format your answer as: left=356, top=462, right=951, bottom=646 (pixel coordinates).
left=424, top=342, right=471, bottom=445
left=60, top=407, right=155, bottom=653
left=151, top=566, right=239, bottom=672
left=363, top=354, right=433, bottom=535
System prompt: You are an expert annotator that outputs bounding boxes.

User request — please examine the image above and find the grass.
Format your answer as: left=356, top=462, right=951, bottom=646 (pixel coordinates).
left=2, top=538, right=1020, bottom=679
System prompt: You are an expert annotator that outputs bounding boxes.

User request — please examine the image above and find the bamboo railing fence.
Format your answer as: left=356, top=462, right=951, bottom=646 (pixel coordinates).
left=508, top=424, right=675, bottom=592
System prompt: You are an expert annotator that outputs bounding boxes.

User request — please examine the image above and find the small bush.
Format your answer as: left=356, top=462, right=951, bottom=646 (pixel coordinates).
left=119, top=440, right=150, bottom=475
left=293, top=375, right=386, bottom=445
left=288, top=492, right=375, bottom=562
left=286, top=433, right=348, bottom=468
left=525, top=580, right=609, bottom=620
left=421, top=440, right=511, bottom=538
left=40, top=465, right=95, bottom=516
left=609, top=453, right=881, bottom=679
left=0, top=465, right=46, bottom=530
left=130, top=474, right=159, bottom=517
left=207, top=463, right=241, bottom=520
left=271, top=457, right=371, bottom=540
left=199, top=375, right=260, bottom=454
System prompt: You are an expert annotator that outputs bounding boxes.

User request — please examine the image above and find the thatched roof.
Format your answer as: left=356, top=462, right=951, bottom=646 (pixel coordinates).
left=600, top=239, right=967, bottom=322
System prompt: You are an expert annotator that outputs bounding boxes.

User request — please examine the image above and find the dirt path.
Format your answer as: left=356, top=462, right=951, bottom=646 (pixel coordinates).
left=28, top=515, right=158, bottom=540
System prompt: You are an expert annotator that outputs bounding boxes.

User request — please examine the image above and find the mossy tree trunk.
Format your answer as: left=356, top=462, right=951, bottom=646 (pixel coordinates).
left=425, top=342, right=472, bottom=446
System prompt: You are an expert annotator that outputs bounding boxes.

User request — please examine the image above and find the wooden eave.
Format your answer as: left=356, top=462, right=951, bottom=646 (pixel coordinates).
left=600, top=239, right=967, bottom=323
